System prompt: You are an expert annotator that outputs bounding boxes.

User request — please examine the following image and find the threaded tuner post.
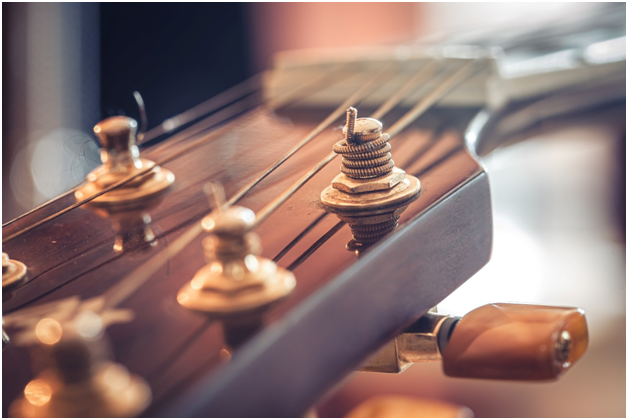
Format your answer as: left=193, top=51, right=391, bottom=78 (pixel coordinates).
left=321, top=107, right=420, bottom=250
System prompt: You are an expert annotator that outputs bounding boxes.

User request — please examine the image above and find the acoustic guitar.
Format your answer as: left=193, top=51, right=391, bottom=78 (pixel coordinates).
left=2, top=9, right=625, bottom=418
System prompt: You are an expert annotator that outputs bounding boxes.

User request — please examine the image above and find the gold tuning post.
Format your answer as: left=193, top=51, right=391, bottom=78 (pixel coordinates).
left=361, top=303, right=589, bottom=381
left=177, top=184, right=296, bottom=347
left=2, top=252, right=28, bottom=291
left=3, top=252, right=29, bottom=349
left=9, top=312, right=151, bottom=417
left=321, top=108, right=420, bottom=251
left=75, top=116, right=174, bottom=209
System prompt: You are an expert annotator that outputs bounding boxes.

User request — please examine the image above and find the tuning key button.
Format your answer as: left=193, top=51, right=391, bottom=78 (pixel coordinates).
left=442, top=303, right=589, bottom=380
left=75, top=116, right=174, bottom=209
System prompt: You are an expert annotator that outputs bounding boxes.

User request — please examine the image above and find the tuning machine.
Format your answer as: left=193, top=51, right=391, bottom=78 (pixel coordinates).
left=2, top=252, right=28, bottom=293
left=177, top=184, right=296, bottom=348
left=75, top=116, right=174, bottom=252
left=75, top=116, right=174, bottom=209
left=321, top=108, right=420, bottom=251
left=9, top=311, right=151, bottom=418
left=3, top=253, right=29, bottom=349
left=362, top=303, right=589, bottom=381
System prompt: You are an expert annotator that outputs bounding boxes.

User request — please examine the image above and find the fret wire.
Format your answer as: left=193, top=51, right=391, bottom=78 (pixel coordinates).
left=2, top=65, right=351, bottom=242
left=249, top=59, right=480, bottom=232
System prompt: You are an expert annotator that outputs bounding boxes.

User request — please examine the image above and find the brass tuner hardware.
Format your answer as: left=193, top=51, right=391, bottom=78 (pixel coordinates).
left=75, top=116, right=174, bottom=209
left=177, top=188, right=296, bottom=346
left=321, top=108, right=420, bottom=250
left=361, top=303, right=589, bottom=381
left=3, top=253, right=28, bottom=350
left=9, top=312, right=151, bottom=418
left=2, top=252, right=28, bottom=291
left=346, top=395, right=473, bottom=418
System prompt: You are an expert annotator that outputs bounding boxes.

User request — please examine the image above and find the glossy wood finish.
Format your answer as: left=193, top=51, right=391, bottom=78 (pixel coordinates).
left=442, top=303, right=589, bottom=381
left=2, top=106, right=491, bottom=417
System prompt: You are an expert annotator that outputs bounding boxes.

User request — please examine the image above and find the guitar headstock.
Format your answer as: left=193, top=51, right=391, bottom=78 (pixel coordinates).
left=3, top=29, right=624, bottom=416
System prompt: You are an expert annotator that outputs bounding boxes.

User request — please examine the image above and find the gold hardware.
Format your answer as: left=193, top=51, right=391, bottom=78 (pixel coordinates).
left=346, top=395, right=473, bottom=418
left=2, top=319, right=9, bottom=350
left=9, top=312, right=151, bottom=418
left=87, top=205, right=159, bottom=253
left=361, top=303, right=589, bottom=381
left=321, top=108, right=420, bottom=249
left=2, top=252, right=28, bottom=291
left=360, top=312, right=456, bottom=373
left=177, top=185, right=296, bottom=319
left=3, top=253, right=29, bottom=350
left=75, top=116, right=174, bottom=209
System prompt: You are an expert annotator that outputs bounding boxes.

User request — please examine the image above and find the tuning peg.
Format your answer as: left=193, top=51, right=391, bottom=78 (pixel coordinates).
left=9, top=312, right=151, bottom=417
left=320, top=108, right=420, bottom=251
left=177, top=200, right=296, bottom=348
left=442, top=303, right=588, bottom=380
left=361, top=303, right=588, bottom=381
left=75, top=116, right=174, bottom=209
left=2, top=252, right=28, bottom=292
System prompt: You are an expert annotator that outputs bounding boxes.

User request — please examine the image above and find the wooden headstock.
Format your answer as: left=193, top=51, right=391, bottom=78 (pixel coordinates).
left=2, top=21, right=625, bottom=417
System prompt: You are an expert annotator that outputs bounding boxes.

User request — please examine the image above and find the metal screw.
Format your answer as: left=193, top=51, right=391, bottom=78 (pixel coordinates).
left=345, top=107, right=357, bottom=144
left=555, top=330, right=572, bottom=362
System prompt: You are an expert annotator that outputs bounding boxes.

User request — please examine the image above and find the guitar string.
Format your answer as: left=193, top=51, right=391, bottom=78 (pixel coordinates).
left=102, top=59, right=474, bottom=311
left=0, top=68, right=338, bottom=231
left=139, top=73, right=265, bottom=144
left=101, top=65, right=397, bottom=309
left=3, top=67, right=392, bottom=312
left=1, top=64, right=354, bottom=243
left=250, top=60, right=480, bottom=229
left=1, top=74, right=265, bottom=229
left=272, top=212, right=329, bottom=263
left=140, top=63, right=357, bottom=159
left=144, top=104, right=456, bottom=394
left=279, top=129, right=458, bottom=272
left=287, top=220, right=346, bottom=271
left=271, top=120, right=448, bottom=265
left=370, top=60, right=439, bottom=120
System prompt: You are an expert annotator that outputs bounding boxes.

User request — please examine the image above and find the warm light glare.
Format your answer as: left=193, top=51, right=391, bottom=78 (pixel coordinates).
left=177, top=292, right=190, bottom=304
left=35, top=318, right=63, bottom=345
left=75, top=311, right=103, bottom=339
left=102, top=364, right=131, bottom=391
left=202, top=217, right=216, bottom=230
left=24, top=379, right=52, bottom=406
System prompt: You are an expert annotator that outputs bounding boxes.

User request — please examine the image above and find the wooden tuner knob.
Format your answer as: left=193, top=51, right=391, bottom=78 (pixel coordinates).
left=442, top=303, right=589, bottom=380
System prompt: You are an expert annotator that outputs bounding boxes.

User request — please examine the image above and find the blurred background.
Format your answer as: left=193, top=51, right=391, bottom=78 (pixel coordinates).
left=2, top=3, right=625, bottom=417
